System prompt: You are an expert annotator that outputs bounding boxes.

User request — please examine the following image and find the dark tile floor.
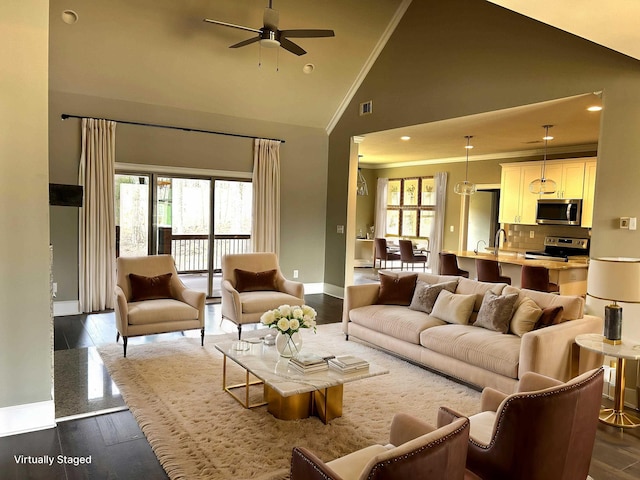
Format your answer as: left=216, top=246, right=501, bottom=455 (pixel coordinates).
left=2, top=293, right=639, bottom=479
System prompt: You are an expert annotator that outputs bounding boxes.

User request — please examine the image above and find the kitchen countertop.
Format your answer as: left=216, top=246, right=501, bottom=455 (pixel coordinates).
left=452, top=250, right=589, bottom=270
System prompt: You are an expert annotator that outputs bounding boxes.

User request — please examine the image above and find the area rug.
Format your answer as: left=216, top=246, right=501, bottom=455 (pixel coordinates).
left=98, top=323, right=481, bottom=480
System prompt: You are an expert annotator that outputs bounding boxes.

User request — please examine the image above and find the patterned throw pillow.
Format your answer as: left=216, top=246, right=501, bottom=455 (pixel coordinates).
left=409, top=280, right=459, bottom=314
left=377, top=273, right=418, bottom=306
left=129, top=272, right=173, bottom=301
left=473, top=291, right=519, bottom=333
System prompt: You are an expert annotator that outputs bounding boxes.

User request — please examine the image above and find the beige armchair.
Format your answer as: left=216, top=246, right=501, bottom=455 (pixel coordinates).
left=115, top=255, right=205, bottom=357
left=221, top=252, right=304, bottom=339
left=291, top=411, right=473, bottom=480
left=440, top=367, right=604, bottom=480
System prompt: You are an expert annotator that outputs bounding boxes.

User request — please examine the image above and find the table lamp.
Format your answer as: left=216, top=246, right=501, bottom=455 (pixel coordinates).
left=587, top=257, right=640, bottom=344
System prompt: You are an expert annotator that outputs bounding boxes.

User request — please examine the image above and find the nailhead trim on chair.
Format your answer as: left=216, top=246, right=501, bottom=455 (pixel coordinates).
left=366, top=419, right=470, bottom=480
left=469, top=367, right=604, bottom=450
left=291, top=449, right=333, bottom=480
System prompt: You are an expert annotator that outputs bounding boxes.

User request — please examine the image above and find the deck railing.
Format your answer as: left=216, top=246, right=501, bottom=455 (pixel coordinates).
left=169, top=233, right=251, bottom=273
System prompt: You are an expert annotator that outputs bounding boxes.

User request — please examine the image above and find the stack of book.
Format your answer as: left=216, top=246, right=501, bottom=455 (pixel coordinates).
left=289, top=353, right=329, bottom=374
left=328, top=355, right=369, bottom=373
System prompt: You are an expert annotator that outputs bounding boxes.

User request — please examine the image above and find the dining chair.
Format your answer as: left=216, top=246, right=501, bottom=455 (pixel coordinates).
left=374, top=237, right=401, bottom=269
left=399, top=239, right=428, bottom=271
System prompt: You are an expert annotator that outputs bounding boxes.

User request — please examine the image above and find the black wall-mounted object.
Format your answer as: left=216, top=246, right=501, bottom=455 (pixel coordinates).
left=49, top=183, right=83, bottom=207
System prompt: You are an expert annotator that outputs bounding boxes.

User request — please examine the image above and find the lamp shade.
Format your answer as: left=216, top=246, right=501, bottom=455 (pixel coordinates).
left=587, top=257, right=640, bottom=303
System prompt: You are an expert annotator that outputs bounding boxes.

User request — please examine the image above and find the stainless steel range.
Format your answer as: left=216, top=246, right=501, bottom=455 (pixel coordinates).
left=524, top=236, right=589, bottom=262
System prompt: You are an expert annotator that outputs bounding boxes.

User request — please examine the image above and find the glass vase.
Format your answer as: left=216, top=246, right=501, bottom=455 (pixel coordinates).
left=275, top=331, right=303, bottom=358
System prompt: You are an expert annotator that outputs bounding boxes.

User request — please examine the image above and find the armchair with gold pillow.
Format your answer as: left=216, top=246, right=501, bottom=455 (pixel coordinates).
left=221, top=252, right=304, bottom=339
left=114, top=255, right=206, bottom=357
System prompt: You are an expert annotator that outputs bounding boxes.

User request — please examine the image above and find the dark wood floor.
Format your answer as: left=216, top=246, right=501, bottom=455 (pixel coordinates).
left=3, top=293, right=640, bottom=479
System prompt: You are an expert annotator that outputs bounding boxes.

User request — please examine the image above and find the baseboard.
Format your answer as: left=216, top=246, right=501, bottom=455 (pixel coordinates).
left=0, top=400, right=56, bottom=438
left=323, top=283, right=344, bottom=299
left=53, top=300, right=80, bottom=317
left=303, top=283, right=325, bottom=295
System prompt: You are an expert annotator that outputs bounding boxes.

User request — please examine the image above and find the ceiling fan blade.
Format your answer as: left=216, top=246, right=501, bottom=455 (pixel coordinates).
left=203, top=18, right=261, bottom=34
left=279, top=37, right=306, bottom=56
left=229, top=36, right=260, bottom=49
left=280, top=29, right=335, bottom=38
left=263, top=7, right=279, bottom=30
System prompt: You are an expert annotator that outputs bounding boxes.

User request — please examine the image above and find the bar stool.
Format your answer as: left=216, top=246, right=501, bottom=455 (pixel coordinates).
left=476, top=258, right=511, bottom=284
left=521, top=265, right=559, bottom=293
left=439, top=252, right=469, bottom=277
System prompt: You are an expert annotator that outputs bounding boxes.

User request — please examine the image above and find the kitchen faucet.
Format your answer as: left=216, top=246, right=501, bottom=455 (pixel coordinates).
left=494, top=228, right=506, bottom=256
left=474, top=240, right=487, bottom=255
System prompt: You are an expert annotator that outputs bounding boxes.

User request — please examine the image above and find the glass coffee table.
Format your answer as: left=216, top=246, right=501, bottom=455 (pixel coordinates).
left=214, top=340, right=388, bottom=423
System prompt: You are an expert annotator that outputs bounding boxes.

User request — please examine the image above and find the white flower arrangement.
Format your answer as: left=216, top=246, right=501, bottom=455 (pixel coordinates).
left=260, top=304, right=317, bottom=335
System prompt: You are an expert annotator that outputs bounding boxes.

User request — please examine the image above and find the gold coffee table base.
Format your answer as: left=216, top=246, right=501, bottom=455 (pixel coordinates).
left=265, top=384, right=343, bottom=424
left=599, top=408, right=640, bottom=428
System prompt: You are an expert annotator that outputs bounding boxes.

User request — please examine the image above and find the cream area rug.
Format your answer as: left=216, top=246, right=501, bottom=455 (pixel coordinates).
left=98, top=323, right=481, bottom=480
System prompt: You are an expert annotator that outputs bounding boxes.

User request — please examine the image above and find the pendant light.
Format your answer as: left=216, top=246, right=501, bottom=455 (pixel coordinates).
left=529, top=125, right=557, bottom=195
left=454, top=135, right=476, bottom=195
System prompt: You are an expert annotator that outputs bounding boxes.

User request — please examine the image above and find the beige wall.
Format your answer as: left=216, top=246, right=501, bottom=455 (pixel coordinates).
left=326, top=0, right=640, bottom=289
left=49, top=91, right=328, bottom=302
left=0, top=0, right=53, bottom=415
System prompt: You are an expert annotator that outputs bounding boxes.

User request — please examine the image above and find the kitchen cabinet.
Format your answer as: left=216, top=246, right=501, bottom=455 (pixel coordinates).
left=581, top=160, right=597, bottom=228
left=543, top=160, right=586, bottom=199
left=499, top=164, right=541, bottom=225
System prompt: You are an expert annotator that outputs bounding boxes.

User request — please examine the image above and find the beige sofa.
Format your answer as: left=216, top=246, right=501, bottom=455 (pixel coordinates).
left=343, top=271, right=603, bottom=393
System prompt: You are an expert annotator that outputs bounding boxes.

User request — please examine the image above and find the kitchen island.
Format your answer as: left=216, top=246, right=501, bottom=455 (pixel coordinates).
left=452, top=250, right=589, bottom=296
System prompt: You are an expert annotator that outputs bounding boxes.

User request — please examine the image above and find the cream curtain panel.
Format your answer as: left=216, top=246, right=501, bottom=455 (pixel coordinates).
left=374, top=177, right=388, bottom=238
left=251, top=139, right=281, bottom=254
left=430, top=172, right=447, bottom=274
left=78, top=118, right=117, bottom=313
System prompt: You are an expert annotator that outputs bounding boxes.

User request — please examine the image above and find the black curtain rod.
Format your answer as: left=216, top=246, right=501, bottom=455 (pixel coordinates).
left=60, top=114, right=285, bottom=143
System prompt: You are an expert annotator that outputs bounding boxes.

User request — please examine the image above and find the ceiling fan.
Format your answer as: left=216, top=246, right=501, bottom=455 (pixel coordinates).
left=203, top=0, right=335, bottom=56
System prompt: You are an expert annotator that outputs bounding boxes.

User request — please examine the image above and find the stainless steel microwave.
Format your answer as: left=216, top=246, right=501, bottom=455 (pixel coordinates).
left=536, top=199, right=582, bottom=225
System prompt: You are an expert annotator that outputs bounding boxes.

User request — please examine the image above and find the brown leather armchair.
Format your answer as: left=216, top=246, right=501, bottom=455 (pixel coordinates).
left=475, top=258, right=511, bottom=284
left=440, top=367, right=604, bottom=480
left=291, top=411, right=473, bottom=480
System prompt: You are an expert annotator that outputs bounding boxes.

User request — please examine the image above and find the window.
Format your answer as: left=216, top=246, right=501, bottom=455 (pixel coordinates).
left=385, top=177, right=435, bottom=239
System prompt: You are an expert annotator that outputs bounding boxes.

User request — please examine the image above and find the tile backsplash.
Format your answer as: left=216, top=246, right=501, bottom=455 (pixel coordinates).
left=503, top=224, right=591, bottom=251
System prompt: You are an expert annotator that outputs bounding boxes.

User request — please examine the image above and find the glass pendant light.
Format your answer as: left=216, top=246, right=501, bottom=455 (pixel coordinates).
left=529, top=125, right=557, bottom=195
left=454, top=135, right=476, bottom=195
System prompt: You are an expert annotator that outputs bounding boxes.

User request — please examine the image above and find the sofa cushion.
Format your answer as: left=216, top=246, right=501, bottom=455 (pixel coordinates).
left=234, top=268, right=278, bottom=292
left=503, top=286, right=584, bottom=320
left=349, top=305, right=446, bottom=344
left=534, top=306, right=565, bottom=330
left=409, top=280, right=458, bottom=314
left=128, top=298, right=198, bottom=325
left=377, top=272, right=418, bottom=306
left=239, top=291, right=304, bottom=314
left=420, top=324, right=521, bottom=378
left=509, top=297, right=543, bottom=337
left=456, top=278, right=507, bottom=312
left=431, top=290, right=476, bottom=325
left=129, top=272, right=173, bottom=301
left=473, top=291, right=519, bottom=333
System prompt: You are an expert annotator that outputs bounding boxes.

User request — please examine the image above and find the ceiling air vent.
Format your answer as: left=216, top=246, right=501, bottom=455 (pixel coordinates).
left=359, top=100, right=373, bottom=116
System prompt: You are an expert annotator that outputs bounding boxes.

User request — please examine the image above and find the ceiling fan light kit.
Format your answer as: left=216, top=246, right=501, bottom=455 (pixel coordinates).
left=204, top=0, right=334, bottom=57
left=529, top=124, right=558, bottom=195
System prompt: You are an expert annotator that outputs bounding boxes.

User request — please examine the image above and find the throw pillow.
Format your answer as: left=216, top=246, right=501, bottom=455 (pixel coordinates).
left=534, top=306, right=565, bottom=330
left=234, top=268, right=279, bottom=293
left=509, top=297, right=543, bottom=337
left=129, top=272, right=173, bottom=301
left=431, top=290, right=476, bottom=325
left=377, top=273, right=418, bottom=306
left=409, top=280, right=458, bottom=314
left=473, top=291, right=519, bottom=333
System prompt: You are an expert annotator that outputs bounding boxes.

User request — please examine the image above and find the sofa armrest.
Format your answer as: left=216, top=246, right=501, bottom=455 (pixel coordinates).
left=389, top=413, right=436, bottom=446
left=517, top=371, right=563, bottom=393
left=114, top=285, right=128, bottom=335
left=480, top=388, right=508, bottom=413
left=518, top=314, right=603, bottom=381
left=342, top=284, right=380, bottom=333
left=291, top=447, right=342, bottom=480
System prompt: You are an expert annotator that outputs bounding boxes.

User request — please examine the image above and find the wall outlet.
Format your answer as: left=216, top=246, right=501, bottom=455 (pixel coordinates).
left=529, top=231, right=535, bottom=239
left=620, top=217, right=630, bottom=229
left=337, top=225, right=344, bottom=234
left=293, top=270, right=299, bottom=279
left=630, top=217, right=637, bottom=231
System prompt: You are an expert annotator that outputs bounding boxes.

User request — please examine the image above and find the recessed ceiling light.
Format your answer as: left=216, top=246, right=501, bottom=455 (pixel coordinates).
left=61, top=10, right=78, bottom=24
left=587, top=105, right=603, bottom=112
left=302, top=64, right=314, bottom=74
left=400, top=136, right=411, bottom=141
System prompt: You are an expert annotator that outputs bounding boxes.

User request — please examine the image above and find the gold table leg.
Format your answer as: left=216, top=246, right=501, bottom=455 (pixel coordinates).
left=600, top=358, right=640, bottom=428
left=221, top=355, right=267, bottom=409
left=263, top=384, right=344, bottom=423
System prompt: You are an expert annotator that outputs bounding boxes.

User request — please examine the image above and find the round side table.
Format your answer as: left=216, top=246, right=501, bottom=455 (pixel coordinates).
left=575, top=333, right=640, bottom=428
